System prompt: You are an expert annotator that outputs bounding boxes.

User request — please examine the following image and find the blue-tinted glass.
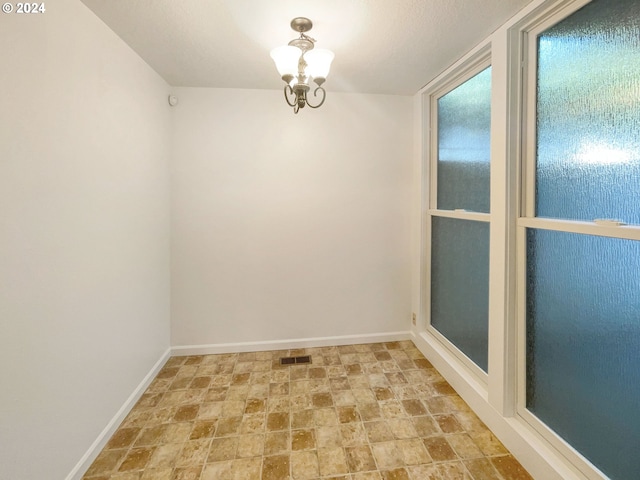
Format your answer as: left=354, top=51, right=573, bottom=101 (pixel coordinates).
left=526, top=229, right=640, bottom=480
left=536, top=0, right=640, bottom=225
left=437, top=67, right=492, bottom=213
left=431, top=217, right=489, bottom=371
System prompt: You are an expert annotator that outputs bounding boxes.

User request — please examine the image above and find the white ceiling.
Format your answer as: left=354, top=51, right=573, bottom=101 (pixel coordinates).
left=80, top=0, right=533, bottom=95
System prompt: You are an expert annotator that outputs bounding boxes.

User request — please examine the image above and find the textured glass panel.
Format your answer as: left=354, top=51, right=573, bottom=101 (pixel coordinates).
left=437, top=67, right=491, bottom=212
left=431, top=217, right=489, bottom=371
left=536, top=0, right=640, bottom=224
left=526, top=229, right=640, bottom=480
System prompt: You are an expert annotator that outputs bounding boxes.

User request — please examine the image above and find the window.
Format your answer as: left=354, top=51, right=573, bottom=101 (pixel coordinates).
left=419, top=1, right=640, bottom=478
left=519, top=1, right=640, bottom=478
left=426, top=59, right=492, bottom=374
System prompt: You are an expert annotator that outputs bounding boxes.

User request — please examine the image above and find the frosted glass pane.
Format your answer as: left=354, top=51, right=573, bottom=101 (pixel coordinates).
left=536, top=0, right=640, bottom=225
left=431, top=217, right=489, bottom=371
left=437, top=67, right=491, bottom=213
left=526, top=229, right=640, bottom=480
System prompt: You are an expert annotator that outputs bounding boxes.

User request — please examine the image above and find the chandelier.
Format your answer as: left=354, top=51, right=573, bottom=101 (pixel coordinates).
left=270, top=17, right=335, bottom=114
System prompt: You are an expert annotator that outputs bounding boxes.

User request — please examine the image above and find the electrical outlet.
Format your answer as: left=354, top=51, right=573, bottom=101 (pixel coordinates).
left=412, top=313, right=417, bottom=325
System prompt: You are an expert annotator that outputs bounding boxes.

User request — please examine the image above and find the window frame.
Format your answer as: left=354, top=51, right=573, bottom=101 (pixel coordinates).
left=422, top=45, right=492, bottom=384
left=515, top=1, right=640, bottom=478
left=417, top=0, right=640, bottom=478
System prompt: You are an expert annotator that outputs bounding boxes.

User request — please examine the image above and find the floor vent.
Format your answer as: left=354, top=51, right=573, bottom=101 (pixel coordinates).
left=280, top=355, right=312, bottom=365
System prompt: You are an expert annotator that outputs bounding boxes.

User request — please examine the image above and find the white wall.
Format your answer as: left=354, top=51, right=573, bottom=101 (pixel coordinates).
left=171, top=88, right=413, bottom=347
left=0, top=1, right=171, bottom=479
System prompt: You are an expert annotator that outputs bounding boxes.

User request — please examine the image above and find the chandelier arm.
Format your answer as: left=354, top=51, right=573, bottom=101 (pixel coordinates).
left=284, top=85, right=297, bottom=107
left=306, top=86, right=326, bottom=109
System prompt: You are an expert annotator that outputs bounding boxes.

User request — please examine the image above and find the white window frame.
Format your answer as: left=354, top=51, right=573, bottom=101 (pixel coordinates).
left=421, top=44, right=492, bottom=386
left=514, top=1, right=640, bottom=478
left=417, top=1, right=640, bottom=478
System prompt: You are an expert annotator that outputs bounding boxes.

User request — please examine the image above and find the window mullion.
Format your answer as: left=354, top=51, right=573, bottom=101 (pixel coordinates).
left=486, top=25, right=522, bottom=417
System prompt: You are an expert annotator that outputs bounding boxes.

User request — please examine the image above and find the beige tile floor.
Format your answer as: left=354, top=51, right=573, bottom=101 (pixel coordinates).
left=82, top=341, right=533, bottom=480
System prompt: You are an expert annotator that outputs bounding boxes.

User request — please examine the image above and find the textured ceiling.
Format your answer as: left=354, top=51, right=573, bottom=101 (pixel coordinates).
left=80, top=0, right=533, bottom=95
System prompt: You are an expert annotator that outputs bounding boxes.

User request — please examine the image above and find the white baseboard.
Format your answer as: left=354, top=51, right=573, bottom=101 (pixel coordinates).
left=411, top=331, right=590, bottom=480
left=171, top=331, right=412, bottom=356
left=65, top=348, right=172, bottom=480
